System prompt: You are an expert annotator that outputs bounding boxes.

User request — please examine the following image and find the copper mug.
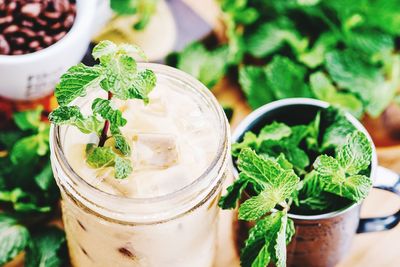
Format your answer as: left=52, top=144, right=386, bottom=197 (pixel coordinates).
left=232, top=98, right=400, bottom=267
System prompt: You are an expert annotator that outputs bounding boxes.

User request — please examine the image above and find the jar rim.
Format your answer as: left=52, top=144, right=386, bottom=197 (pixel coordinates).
left=50, top=63, right=230, bottom=218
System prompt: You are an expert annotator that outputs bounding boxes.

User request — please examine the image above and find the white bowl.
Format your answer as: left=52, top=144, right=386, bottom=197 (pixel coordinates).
left=0, top=0, right=102, bottom=101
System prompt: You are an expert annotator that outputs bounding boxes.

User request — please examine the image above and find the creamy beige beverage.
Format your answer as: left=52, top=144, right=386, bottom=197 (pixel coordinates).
left=50, top=63, right=230, bottom=267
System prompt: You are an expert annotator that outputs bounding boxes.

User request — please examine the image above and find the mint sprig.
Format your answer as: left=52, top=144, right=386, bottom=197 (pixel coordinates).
left=220, top=107, right=373, bottom=267
left=49, top=40, right=156, bottom=179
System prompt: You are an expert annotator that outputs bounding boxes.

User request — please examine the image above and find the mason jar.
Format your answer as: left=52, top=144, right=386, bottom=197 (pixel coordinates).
left=49, top=64, right=231, bottom=267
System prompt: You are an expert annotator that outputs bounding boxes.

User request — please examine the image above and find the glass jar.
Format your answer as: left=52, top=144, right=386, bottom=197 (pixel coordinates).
left=49, top=64, right=231, bottom=267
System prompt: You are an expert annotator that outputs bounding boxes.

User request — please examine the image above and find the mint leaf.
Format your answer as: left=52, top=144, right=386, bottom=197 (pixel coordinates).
left=126, top=70, right=156, bottom=103
left=55, top=63, right=102, bottom=106
left=251, top=244, right=270, bottom=267
left=92, top=98, right=127, bottom=127
left=337, top=131, right=372, bottom=175
left=232, top=122, right=291, bottom=157
left=25, top=227, right=67, bottom=267
left=265, top=56, right=312, bottom=100
left=0, top=188, right=51, bottom=213
left=86, top=146, right=115, bottom=168
left=310, top=72, right=363, bottom=118
left=114, top=156, right=133, bottom=179
left=298, top=33, right=338, bottom=68
left=92, top=40, right=117, bottom=64
left=239, top=66, right=275, bottom=109
left=49, top=106, right=103, bottom=134
left=110, top=126, right=131, bottom=156
left=175, top=42, right=228, bottom=88
left=313, top=132, right=372, bottom=202
left=13, top=107, right=42, bottom=131
left=320, top=107, right=356, bottom=150
left=324, top=174, right=372, bottom=202
left=259, top=122, right=292, bottom=141
left=0, top=214, right=30, bottom=266
left=218, top=174, right=249, bottom=209
left=245, top=19, right=306, bottom=58
left=34, top=161, right=53, bottom=191
left=241, top=211, right=289, bottom=267
left=10, top=131, right=49, bottom=165
left=237, top=149, right=299, bottom=220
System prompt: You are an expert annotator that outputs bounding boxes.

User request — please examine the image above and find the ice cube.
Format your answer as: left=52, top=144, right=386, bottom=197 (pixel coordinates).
left=132, top=133, right=180, bottom=170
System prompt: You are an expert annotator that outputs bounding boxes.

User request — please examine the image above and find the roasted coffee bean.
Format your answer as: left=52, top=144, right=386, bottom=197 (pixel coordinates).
left=52, top=31, right=66, bottom=42
left=21, top=20, right=34, bottom=28
left=20, top=27, right=36, bottom=38
left=11, top=37, right=24, bottom=46
left=50, top=22, right=62, bottom=30
left=12, top=50, right=24, bottom=55
left=3, top=25, right=18, bottom=34
left=0, top=34, right=10, bottom=54
left=43, top=11, right=60, bottom=20
left=0, top=16, right=12, bottom=25
left=21, top=3, right=42, bottom=17
left=29, top=40, right=40, bottom=49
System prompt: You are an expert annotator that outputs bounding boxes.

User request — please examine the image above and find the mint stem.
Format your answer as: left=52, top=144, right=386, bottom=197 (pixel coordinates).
left=98, top=91, right=113, bottom=147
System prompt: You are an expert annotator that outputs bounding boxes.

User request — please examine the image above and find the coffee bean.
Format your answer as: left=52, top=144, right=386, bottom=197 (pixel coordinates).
left=21, top=20, right=35, bottom=28
left=63, top=13, right=74, bottom=28
left=7, top=2, right=17, bottom=13
left=20, top=27, right=36, bottom=38
left=29, top=40, right=40, bottom=49
left=43, top=11, right=60, bottom=20
left=4, top=25, right=18, bottom=34
left=50, top=22, right=62, bottom=30
left=21, top=3, right=42, bottom=17
left=43, top=35, right=53, bottom=46
left=12, top=50, right=24, bottom=55
left=11, top=37, right=24, bottom=46
left=0, top=34, right=10, bottom=54
left=52, top=31, right=66, bottom=42
left=0, top=16, right=12, bottom=25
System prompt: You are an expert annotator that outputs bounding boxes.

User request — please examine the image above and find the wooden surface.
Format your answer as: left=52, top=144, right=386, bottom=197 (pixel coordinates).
left=213, top=78, right=400, bottom=267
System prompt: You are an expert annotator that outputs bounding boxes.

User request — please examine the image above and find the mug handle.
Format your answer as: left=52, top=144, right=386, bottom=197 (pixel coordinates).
left=357, top=166, right=400, bottom=233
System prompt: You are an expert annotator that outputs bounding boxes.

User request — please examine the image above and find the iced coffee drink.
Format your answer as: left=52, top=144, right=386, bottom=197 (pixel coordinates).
left=50, top=41, right=230, bottom=267
left=49, top=42, right=230, bottom=267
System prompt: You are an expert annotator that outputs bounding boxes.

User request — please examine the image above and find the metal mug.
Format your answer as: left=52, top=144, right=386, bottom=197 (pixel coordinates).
left=232, top=98, right=400, bottom=267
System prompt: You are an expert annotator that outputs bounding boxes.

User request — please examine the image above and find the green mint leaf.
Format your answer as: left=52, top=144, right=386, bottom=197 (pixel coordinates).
left=0, top=188, right=51, bottom=213
left=298, top=33, right=338, bottom=68
left=0, top=214, right=30, bottom=266
left=313, top=155, right=342, bottom=178
left=10, top=130, right=49, bottom=165
left=239, top=65, right=275, bottom=109
left=55, top=63, right=103, bottom=106
left=273, top=213, right=288, bottom=267
left=110, top=126, right=131, bottom=156
left=320, top=107, right=356, bottom=150
left=251, top=244, right=270, bottom=267
left=34, top=161, right=54, bottom=191
left=126, top=69, right=156, bottom=103
left=218, top=174, right=249, bottom=209
left=265, top=56, right=312, bottom=100
left=232, top=122, right=291, bottom=157
left=310, top=72, right=363, bottom=118
left=239, top=190, right=281, bottom=220
left=25, top=227, right=67, bottom=267
left=92, top=98, right=127, bottom=127
left=241, top=211, right=288, bottom=267
left=49, top=106, right=103, bottom=134
left=237, top=149, right=299, bottom=221
left=114, top=156, right=133, bottom=179
left=337, top=131, right=372, bottom=175
left=232, top=132, right=258, bottom=157
left=286, top=217, right=295, bottom=245
left=176, top=42, right=228, bottom=88
left=245, top=19, right=307, bottom=58
left=13, top=107, right=42, bottom=131
left=259, top=122, right=292, bottom=141
left=346, top=28, right=394, bottom=56
left=92, top=40, right=118, bottom=64
left=324, top=174, right=372, bottom=202
left=86, top=146, right=115, bottom=168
